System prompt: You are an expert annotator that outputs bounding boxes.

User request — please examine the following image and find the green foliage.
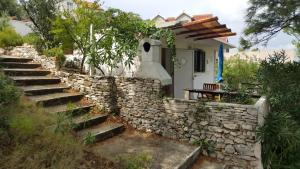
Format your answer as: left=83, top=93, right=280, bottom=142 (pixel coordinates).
left=52, top=1, right=176, bottom=74
left=0, top=0, right=25, bottom=19
left=117, top=152, right=152, bottom=169
left=83, top=132, right=96, bottom=145
left=0, top=73, right=20, bottom=106
left=240, top=0, right=300, bottom=49
left=257, top=51, right=300, bottom=169
left=257, top=111, right=300, bottom=169
left=0, top=27, right=23, bottom=50
left=193, top=139, right=216, bottom=155
left=54, top=112, right=74, bottom=135
left=223, top=54, right=259, bottom=91
left=0, top=15, right=10, bottom=31
left=221, top=89, right=255, bottom=105
left=43, top=47, right=66, bottom=68
left=20, top=0, right=60, bottom=49
left=22, top=33, right=38, bottom=45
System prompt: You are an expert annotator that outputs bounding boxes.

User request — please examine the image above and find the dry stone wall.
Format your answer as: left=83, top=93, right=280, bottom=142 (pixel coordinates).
left=9, top=46, right=267, bottom=169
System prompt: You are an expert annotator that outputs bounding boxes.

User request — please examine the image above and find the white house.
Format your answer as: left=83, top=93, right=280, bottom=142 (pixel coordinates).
left=117, top=13, right=236, bottom=99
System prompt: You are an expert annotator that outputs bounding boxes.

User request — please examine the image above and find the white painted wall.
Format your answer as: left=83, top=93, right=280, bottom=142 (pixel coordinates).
left=193, top=47, right=216, bottom=89
left=174, top=49, right=193, bottom=98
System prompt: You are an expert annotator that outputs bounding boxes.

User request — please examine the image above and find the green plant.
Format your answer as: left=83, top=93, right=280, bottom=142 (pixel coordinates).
left=83, top=132, right=96, bottom=145
left=0, top=0, right=25, bottom=19
left=240, top=0, right=300, bottom=50
left=0, top=15, right=10, bottom=31
left=193, top=139, right=216, bottom=155
left=221, top=88, right=254, bottom=105
left=20, top=0, right=59, bottom=49
left=223, top=54, right=259, bottom=91
left=43, top=47, right=66, bottom=68
left=22, top=33, right=38, bottom=44
left=0, top=73, right=20, bottom=106
left=0, top=27, right=23, bottom=50
left=257, top=51, right=300, bottom=169
left=52, top=2, right=176, bottom=74
left=117, top=152, right=152, bottom=169
left=54, top=112, right=74, bottom=135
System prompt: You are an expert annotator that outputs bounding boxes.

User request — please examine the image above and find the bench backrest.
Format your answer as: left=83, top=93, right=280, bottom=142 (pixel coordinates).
left=203, top=83, right=219, bottom=91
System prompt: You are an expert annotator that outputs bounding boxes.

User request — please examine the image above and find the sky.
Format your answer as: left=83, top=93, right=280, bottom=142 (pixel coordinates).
left=100, top=0, right=296, bottom=50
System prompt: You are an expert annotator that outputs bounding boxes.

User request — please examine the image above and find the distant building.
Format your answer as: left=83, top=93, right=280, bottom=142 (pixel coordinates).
left=224, top=49, right=299, bottom=62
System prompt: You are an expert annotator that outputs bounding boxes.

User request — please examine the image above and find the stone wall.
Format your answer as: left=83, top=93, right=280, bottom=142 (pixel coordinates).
left=9, top=46, right=268, bottom=169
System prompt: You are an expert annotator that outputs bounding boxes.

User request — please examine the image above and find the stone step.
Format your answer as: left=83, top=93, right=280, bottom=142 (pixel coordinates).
left=0, top=56, right=33, bottom=63
left=0, top=62, right=41, bottom=69
left=20, top=84, right=70, bottom=95
left=45, top=103, right=93, bottom=115
left=3, top=68, right=51, bottom=76
left=78, top=123, right=125, bottom=143
left=73, top=113, right=109, bottom=131
left=28, top=92, right=84, bottom=107
left=10, top=76, right=61, bottom=86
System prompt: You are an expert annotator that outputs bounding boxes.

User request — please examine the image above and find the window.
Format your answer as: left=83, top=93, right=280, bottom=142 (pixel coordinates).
left=67, top=2, right=73, bottom=10
left=194, top=49, right=206, bottom=72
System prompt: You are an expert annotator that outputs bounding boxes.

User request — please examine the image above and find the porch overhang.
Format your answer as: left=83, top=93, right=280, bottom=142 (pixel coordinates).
left=156, top=16, right=236, bottom=43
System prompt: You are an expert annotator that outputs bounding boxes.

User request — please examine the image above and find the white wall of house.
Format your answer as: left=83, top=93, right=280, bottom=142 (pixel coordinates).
left=57, top=0, right=76, bottom=11
left=169, top=38, right=219, bottom=98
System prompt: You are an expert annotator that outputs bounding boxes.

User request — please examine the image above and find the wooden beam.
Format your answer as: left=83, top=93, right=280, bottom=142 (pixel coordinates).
left=183, top=16, right=218, bottom=26
left=186, top=29, right=231, bottom=38
left=194, top=32, right=237, bottom=41
left=176, top=25, right=227, bottom=35
left=171, top=16, right=218, bottom=30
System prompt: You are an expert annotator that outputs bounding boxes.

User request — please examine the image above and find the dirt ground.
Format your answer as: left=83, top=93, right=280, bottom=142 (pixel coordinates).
left=89, top=129, right=198, bottom=169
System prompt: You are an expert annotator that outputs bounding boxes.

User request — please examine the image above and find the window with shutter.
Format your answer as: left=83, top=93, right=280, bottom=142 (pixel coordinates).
left=194, top=49, right=206, bottom=72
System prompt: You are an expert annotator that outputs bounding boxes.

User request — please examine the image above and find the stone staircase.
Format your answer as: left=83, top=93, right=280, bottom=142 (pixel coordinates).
left=0, top=55, right=125, bottom=143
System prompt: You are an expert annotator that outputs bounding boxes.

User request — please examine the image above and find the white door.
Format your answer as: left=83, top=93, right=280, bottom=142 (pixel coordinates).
left=174, top=49, right=193, bottom=98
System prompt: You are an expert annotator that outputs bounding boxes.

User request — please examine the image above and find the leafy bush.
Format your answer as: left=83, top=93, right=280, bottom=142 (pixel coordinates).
left=0, top=27, right=23, bottom=49
left=221, top=89, right=255, bottom=105
left=23, top=33, right=39, bottom=45
left=43, top=47, right=66, bottom=68
left=257, top=51, right=300, bottom=169
left=0, top=15, right=9, bottom=31
left=0, top=73, right=20, bottom=106
left=223, top=54, right=259, bottom=91
left=0, top=88, right=115, bottom=169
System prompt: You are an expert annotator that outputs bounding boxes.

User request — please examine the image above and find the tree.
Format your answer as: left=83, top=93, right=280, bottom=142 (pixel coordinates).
left=257, top=51, right=300, bottom=168
left=52, top=0, right=175, bottom=74
left=20, top=0, right=61, bottom=49
left=240, top=0, right=300, bottom=49
left=51, top=0, right=103, bottom=73
left=223, top=54, right=259, bottom=91
left=0, top=0, right=25, bottom=19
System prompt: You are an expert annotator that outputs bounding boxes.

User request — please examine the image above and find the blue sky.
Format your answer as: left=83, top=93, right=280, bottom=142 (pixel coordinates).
left=100, top=0, right=295, bottom=50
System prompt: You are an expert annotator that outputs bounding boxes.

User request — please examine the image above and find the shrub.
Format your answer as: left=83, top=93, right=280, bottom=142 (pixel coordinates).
left=0, top=15, right=9, bottom=31
left=43, top=47, right=66, bottom=68
left=223, top=54, right=259, bottom=91
left=257, top=51, right=300, bottom=169
left=22, top=33, right=39, bottom=45
left=0, top=73, right=20, bottom=106
left=0, top=27, right=23, bottom=50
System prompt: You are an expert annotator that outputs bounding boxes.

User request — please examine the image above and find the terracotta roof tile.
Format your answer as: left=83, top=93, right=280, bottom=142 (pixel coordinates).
left=192, top=14, right=213, bottom=21
left=165, top=17, right=176, bottom=22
